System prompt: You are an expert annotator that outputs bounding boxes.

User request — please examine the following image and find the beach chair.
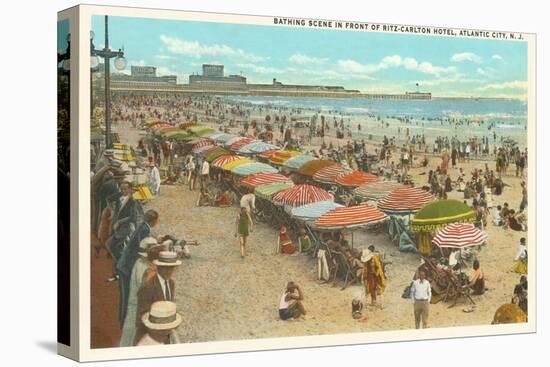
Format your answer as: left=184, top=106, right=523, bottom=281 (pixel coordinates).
left=333, top=251, right=359, bottom=290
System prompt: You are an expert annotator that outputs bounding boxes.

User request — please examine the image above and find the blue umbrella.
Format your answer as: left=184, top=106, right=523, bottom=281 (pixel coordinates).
left=283, top=154, right=317, bottom=169
left=291, top=200, right=344, bottom=221
left=231, top=162, right=278, bottom=176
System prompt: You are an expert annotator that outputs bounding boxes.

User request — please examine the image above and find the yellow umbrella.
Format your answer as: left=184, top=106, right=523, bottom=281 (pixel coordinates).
left=222, top=157, right=254, bottom=171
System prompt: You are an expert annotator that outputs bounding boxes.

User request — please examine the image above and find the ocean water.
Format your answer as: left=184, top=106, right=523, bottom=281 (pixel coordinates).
left=224, top=96, right=528, bottom=147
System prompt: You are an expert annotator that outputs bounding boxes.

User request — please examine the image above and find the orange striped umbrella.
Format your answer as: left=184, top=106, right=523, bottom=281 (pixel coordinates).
left=336, top=171, right=380, bottom=187
left=313, top=164, right=352, bottom=184
left=314, top=204, right=388, bottom=230
left=272, top=184, right=333, bottom=207
left=297, top=159, right=337, bottom=176
left=378, top=187, right=434, bottom=215
left=228, top=137, right=256, bottom=151
left=191, top=139, right=214, bottom=153
left=241, top=172, right=293, bottom=189
left=354, top=181, right=405, bottom=201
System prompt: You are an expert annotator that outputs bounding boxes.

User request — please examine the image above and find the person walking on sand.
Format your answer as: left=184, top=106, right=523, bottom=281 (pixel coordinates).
left=410, top=270, right=431, bottom=329
left=279, top=281, right=306, bottom=320
left=235, top=207, right=253, bottom=258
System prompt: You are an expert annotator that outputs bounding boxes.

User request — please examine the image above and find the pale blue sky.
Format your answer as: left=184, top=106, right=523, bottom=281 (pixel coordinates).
left=91, top=15, right=528, bottom=98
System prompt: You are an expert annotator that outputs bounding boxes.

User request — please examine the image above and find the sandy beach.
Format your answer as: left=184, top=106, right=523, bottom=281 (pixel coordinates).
left=92, top=102, right=529, bottom=344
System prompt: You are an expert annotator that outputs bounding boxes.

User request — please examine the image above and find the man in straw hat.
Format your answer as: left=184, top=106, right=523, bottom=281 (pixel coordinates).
left=135, top=251, right=181, bottom=345
left=136, top=301, right=182, bottom=346
left=119, top=237, right=160, bottom=347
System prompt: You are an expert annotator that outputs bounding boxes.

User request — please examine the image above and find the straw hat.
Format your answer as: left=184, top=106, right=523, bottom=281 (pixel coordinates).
left=138, top=237, right=159, bottom=257
left=360, top=249, right=374, bottom=263
left=153, top=251, right=182, bottom=267
left=142, top=301, right=182, bottom=331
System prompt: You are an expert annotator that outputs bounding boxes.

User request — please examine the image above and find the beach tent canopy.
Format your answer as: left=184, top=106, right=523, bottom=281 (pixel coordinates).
left=354, top=181, right=405, bottom=201
left=240, top=172, right=293, bottom=189
left=378, top=187, right=434, bottom=215
left=191, top=139, right=214, bottom=153
left=269, top=150, right=302, bottom=165
left=230, top=162, right=278, bottom=176
left=221, top=157, right=255, bottom=171
left=411, top=199, right=476, bottom=232
left=228, top=137, right=256, bottom=150
left=314, top=204, right=388, bottom=230
left=238, top=141, right=279, bottom=154
left=272, top=184, right=334, bottom=207
left=211, top=154, right=243, bottom=168
left=337, top=171, right=380, bottom=187
left=297, top=159, right=337, bottom=176
left=312, top=164, right=353, bottom=184
left=432, top=223, right=488, bottom=249
left=254, top=182, right=294, bottom=200
left=291, top=201, right=344, bottom=222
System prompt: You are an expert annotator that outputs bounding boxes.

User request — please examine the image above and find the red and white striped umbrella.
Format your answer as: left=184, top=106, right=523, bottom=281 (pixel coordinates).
left=314, top=204, right=388, bottom=230
left=211, top=154, right=242, bottom=168
left=432, top=223, right=488, bottom=248
left=272, top=184, right=333, bottom=207
left=240, top=172, right=293, bottom=189
left=377, top=187, right=434, bottom=214
left=312, top=164, right=352, bottom=184
left=191, top=139, right=214, bottom=153
left=336, top=171, right=380, bottom=187
left=228, top=137, right=256, bottom=151
left=354, top=181, right=405, bottom=201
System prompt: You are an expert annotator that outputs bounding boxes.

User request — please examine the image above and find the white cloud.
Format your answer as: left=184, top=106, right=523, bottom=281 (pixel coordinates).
left=492, top=54, right=503, bottom=60
left=159, top=35, right=268, bottom=62
left=236, top=63, right=285, bottom=75
left=478, top=80, right=528, bottom=91
left=154, top=55, right=176, bottom=60
left=288, top=54, right=325, bottom=65
left=337, top=55, right=456, bottom=77
left=451, top=52, right=482, bottom=64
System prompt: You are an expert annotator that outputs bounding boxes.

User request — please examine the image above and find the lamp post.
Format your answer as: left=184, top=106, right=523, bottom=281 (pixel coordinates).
left=91, top=15, right=127, bottom=149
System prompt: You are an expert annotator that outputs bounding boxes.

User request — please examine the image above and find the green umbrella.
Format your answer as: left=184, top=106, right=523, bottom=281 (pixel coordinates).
left=411, top=199, right=476, bottom=233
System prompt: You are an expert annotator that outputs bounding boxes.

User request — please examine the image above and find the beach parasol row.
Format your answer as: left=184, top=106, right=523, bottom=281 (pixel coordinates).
left=240, top=172, right=293, bottom=189
left=314, top=204, right=389, bottom=230
left=272, top=184, right=333, bottom=207
left=411, top=199, right=477, bottom=232
left=431, top=223, right=488, bottom=249
left=378, top=187, right=434, bottom=215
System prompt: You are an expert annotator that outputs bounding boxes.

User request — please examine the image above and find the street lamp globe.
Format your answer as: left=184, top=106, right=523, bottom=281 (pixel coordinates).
left=90, top=55, right=100, bottom=69
left=114, top=56, right=127, bottom=70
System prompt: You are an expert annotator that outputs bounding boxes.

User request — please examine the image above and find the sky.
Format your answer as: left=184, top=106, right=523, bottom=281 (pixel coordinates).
left=91, top=15, right=528, bottom=99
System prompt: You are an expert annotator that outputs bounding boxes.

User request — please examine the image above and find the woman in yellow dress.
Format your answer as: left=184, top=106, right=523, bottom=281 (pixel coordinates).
left=511, top=237, right=527, bottom=274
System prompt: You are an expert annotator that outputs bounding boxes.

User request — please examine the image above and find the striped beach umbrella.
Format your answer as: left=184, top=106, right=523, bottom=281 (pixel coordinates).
left=272, top=184, right=333, bottom=207
left=312, top=164, right=353, bottom=184
left=254, top=182, right=294, bottom=200
left=229, top=137, right=257, bottom=151
left=291, top=201, right=344, bottom=222
left=297, top=159, right=337, bottom=176
left=231, top=162, right=278, bottom=176
left=178, top=122, right=197, bottom=129
left=314, top=204, right=389, bottom=230
left=222, top=157, right=255, bottom=171
left=150, top=123, right=172, bottom=129
left=191, top=139, right=214, bottom=153
left=337, top=171, right=380, bottom=187
left=204, top=147, right=229, bottom=162
left=283, top=155, right=317, bottom=170
left=258, top=149, right=281, bottom=160
left=211, top=154, right=242, bottom=168
left=378, top=187, right=434, bottom=215
left=269, top=150, right=302, bottom=165
left=354, top=181, right=405, bottom=201
left=432, top=223, right=488, bottom=249
left=238, top=141, right=279, bottom=154
left=215, top=134, right=239, bottom=143
left=241, top=172, right=293, bottom=189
